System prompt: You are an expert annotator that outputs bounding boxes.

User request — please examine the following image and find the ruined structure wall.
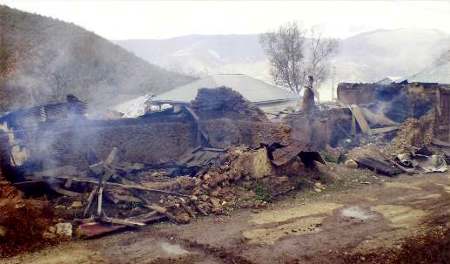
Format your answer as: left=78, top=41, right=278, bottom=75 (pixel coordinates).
left=337, top=82, right=447, bottom=107
left=202, top=119, right=290, bottom=149
left=12, top=117, right=289, bottom=170
left=337, top=83, right=377, bottom=105
left=286, top=108, right=352, bottom=149
left=18, top=119, right=197, bottom=169
left=435, top=88, right=450, bottom=142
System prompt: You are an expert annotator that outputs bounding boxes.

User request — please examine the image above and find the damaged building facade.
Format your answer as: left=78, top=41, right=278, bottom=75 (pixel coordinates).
left=2, top=81, right=449, bottom=182
left=0, top=88, right=290, bottom=175
left=337, top=81, right=450, bottom=142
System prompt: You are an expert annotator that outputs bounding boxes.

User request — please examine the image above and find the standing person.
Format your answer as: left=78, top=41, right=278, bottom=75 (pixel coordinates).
left=302, top=76, right=316, bottom=113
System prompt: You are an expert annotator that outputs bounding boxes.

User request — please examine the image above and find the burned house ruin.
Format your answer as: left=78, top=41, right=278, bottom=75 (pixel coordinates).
left=337, top=81, right=450, bottom=142
left=1, top=79, right=450, bottom=243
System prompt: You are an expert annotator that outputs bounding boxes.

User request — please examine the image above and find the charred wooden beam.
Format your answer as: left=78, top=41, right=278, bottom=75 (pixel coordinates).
left=356, top=157, right=402, bottom=176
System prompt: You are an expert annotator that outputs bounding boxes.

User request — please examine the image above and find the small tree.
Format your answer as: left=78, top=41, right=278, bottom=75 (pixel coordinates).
left=260, top=22, right=338, bottom=99
left=259, top=22, right=305, bottom=94
left=305, top=27, right=339, bottom=101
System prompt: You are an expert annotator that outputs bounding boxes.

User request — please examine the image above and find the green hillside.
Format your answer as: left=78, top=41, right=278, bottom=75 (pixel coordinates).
left=0, top=5, right=194, bottom=112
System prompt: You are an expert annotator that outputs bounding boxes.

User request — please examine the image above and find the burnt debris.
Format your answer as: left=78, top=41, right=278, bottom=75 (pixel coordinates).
left=0, top=81, right=449, bottom=243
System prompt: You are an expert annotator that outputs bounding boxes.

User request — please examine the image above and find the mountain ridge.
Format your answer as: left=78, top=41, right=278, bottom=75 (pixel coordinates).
left=116, top=29, right=450, bottom=98
left=0, top=5, right=195, bottom=112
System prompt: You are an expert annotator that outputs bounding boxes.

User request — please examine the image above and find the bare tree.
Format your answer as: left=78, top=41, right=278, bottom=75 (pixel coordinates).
left=260, top=22, right=338, bottom=99
left=259, top=22, right=305, bottom=94
left=304, top=27, right=339, bottom=101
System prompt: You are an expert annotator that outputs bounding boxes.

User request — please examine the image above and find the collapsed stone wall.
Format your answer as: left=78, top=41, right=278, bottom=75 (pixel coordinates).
left=202, top=118, right=290, bottom=149
left=9, top=115, right=289, bottom=171
left=15, top=118, right=196, bottom=170
left=3, top=87, right=293, bottom=171
left=285, top=107, right=352, bottom=149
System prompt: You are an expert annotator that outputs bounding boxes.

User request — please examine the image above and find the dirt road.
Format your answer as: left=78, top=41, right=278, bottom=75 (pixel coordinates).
left=3, top=172, right=450, bottom=264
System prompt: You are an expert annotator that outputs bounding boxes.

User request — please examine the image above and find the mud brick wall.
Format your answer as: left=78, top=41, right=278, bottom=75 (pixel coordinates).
left=286, top=108, right=352, bottom=148
left=435, top=88, right=450, bottom=142
left=12, top=116, right=291, bottom=170
left=201, top=119, right=290, bottom=149
left=18, top=118, right=197, bottom=169
left=337, top=83, right=379, bottom=105
left=337, top=82, right=447, bottom=107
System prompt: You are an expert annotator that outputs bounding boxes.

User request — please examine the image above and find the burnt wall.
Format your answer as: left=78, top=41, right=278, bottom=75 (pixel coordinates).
left=11, top=115, right=291, bottom=171
left=435, top=88, right=450, bottom=142
left=285, top=107, right=352, bottom=149
left=15, top=118, right=197, bottom=170
left=202, top=119, right=290, bottom=149
left=337, top=83, right=378, bottom=105
left=337, top=82, right=448, bottom=123
left=337, top=82, right=446, bottom=107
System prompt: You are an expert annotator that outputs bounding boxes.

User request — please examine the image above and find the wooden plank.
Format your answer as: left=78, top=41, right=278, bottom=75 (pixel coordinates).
left=48, top=184, right=82, bottom=197
left=97, top=186, right=103, bottom=216
left=356, top=157, right=402, bottom=176
left=78, top=212, right=167, bottom=239
left=183, top=106, right=209, bottom=145
left=371, top=126, right=399, bottom=134
left=84, top=188, right=98, bottom=217
left=146, top=204, right=177, bottom=222
left=34, top=174, right=190, bottom=197
left=351, top=113, right=356, bottom=136
left=350, top=105, right=371, bottom=135
left=432, top=138, right=450, bottom=147
left=100, top=217, right=146, bottom=227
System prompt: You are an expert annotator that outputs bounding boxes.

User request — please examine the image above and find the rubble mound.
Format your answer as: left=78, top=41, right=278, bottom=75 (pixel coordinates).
left=387, top=112, right=435, bottom=155
left=0, top=174, right=55, bottom=257
left=191, top=87, right=268, bottom=122
left=157, top=147, right=275, bottom=218
left=347, top=143, right=386, bottom=161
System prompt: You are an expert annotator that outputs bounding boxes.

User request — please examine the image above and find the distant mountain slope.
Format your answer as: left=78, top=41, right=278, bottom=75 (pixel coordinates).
left=335, top=28, right=450, bottom=82
left=116, top=35, right=269, bottom=81
left=116, top=29, right=450, bottom=98
left=0, top=5, right=194, bottom=112
left=406, top=62, right=450, bottom=84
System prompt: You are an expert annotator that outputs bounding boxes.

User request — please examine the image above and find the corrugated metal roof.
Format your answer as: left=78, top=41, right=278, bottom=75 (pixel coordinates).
left=153, top=74, right=298, bottom=103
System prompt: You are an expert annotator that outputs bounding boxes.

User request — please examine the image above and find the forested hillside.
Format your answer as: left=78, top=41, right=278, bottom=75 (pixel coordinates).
left=0, top=5, right=194, bottom=111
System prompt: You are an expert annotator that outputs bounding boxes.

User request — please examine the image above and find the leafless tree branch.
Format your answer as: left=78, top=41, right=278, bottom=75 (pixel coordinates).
left=260, top=22, right=339, bottom=98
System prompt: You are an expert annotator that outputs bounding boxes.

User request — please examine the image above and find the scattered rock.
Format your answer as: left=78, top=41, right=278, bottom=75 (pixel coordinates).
left=174, top=213, right=191, bottom=224
left=55, top=222, right=72, bottom=238
left=70, top=201, right=83, bottom=209
left=345, top=159, right=358, bottom=169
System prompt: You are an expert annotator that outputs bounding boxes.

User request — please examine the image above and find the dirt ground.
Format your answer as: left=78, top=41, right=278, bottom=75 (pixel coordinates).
left=2, top=170, right=450, bottom=264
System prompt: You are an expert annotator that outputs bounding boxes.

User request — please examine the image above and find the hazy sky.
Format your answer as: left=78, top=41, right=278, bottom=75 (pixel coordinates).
left=1, top=1, right=449, bottom=40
